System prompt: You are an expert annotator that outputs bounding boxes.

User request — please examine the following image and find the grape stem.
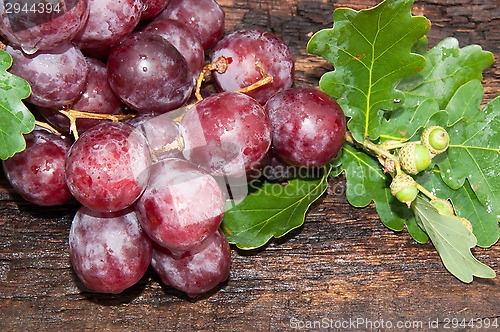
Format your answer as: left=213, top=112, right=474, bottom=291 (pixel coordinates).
left=194, top=56, right=274, bottom=103
left=35, top=121, right=61, bottom=136
left=236, top=61, right=274, bottom=95
left=195, top=56, right=229, bottom=102
left=59, top=109, right=135, bottom=140
left=150, top=134, right=185, bottom=163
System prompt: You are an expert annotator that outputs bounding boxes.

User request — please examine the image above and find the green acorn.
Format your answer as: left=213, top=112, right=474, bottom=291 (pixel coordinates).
left=430, top=198, right=454, bottom=216
left=421, top=126, right=450, bottom=155
left=390, top=174, right=418, bottom=207
left=397, top=142, right=431, bottom=175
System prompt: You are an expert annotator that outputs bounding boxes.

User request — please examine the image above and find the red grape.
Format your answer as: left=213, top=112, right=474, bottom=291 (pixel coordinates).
left=128, top=113, right=184, bottom=161
left=157, top=0, right=224, bottom=50
left=144, top=18, right=204, bottom=81
left=265, top=88, right=346, bottom=167
left=65, top=122, right=152, bottom=212
left=2, top=129, right=73, bottom=206
left=73, top=0, right=144, bottom=53
left=69, top=207, right=152, bottom=294
left=107, top=31, right=193, bottom=114
left=141, top=0, right=170, bottom=20
left=135, top=158, right=225, bottom=254
left=210, top=29, right=294, bottom=104
left=0, top=0, right=89, bottom=54
left=37, top=57, right=124, bottom=134
left=151, top=228, right=231, bottom=298
left=179, top=92, right=272, bottom=178
left=6, top=43, right=88, bottom=108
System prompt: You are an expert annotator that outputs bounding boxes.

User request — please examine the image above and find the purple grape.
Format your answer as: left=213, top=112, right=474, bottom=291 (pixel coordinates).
left=2, top=129, right=73, bottom=206
left=37, top=57, right=124, bottom=134
left=144, top=18, right=204, bottom=81
left=135, top=158, right=225, bottom=254
left=157, top=0, right=224, bottom=50
left=69, top=207, right=152, bottom=294
left=72, top=58, right=124, bottom=116
left=6, top=43, right=88, bottom=108
left=265, top=88, right=346, bottom=167
left=73, top=0, right=144, bottom=53
left=128, top=113, right=183, bottom=161
left=141, top=0, right=170, bottom=20
left=151, top=228, right=231, bottom=298
left=210, top=29, right=295, bottom=104
left=261, top=151, right=299, bottom=182
left=179, top=92, right=272, bottom=178
left=65, top=122, right=152, bottom=212
left=107, top=31, right=193, bottom=114
left=0, top=0, right=89, bottom=54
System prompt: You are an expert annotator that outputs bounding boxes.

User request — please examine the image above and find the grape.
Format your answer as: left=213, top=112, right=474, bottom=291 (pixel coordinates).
left=265, top=88, right=346, bottom=167
left=65, top=122, right=152, bottom=212
left=107, top=31, right=193, bottom=114
left=127, top=113, right=184, bottom=161
left=37, top=57, right=124, bottom=134
left=156, top=0, right=224, bottom=50
left=151, top=228, right=231, bottom=298
left=6, top=43, right=88, bottom=108
left=144, top=18, right=204, bottom=81
left=69, top=207, right=152, bottom=294
left=0, top=0, right=89, bottom=54
left=141, top=0, right=170, bottom=20
left=179, top=91, right=272, bottom=178
left=134, top=158, right=225, bottom=255
left=2, top=129, right=73, bottom=206
left=261, top=151, right=299, bottom=183
left=73, top=0, right=143, bottom=54
left=210, top=29, right=294, bottom=104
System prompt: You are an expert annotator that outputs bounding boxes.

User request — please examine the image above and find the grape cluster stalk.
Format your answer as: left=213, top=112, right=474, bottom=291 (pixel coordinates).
left=1, top=0, right=346, bottom=297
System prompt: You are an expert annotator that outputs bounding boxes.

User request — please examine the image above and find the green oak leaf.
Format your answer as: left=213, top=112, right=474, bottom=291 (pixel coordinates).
left=0, top=50, right=34, bottom=160
left=405, top=214, right=429, bottom=244
left=444, top=79, right=484, bottom=127
left=340, top=144, right=424, bottom=235
left=379, top=98, right=441, bottom=142
left=380, top=37, right=491, bottom=142
left=221, top=165, right=331, bottom=250
left=416, top=169, right=499, bottom=248
left=336, top=144, right=429, bottom=242
left=412, top=196, right=496, bottom=283
left=307, top=0, right=430, bottom=143
left=412, top=36, right=428, bottom=56
left=437, top=93, right=500, bottom=213
left=398, top=37, right=494, bottom=110
left=339, top=144, right=387, bottom=208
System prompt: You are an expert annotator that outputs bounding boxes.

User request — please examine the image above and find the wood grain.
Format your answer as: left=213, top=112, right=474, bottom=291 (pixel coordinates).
left=1, top=1, right=499, bottom=331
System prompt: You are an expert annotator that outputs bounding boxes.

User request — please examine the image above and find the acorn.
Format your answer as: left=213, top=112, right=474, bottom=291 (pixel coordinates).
left=397, top=142, right=431, bottom=175
left=430, top=198, right=454, bottom=216
left=390, top=174, right=418, bottom=207
left=421, top=126, right=450, bottom=155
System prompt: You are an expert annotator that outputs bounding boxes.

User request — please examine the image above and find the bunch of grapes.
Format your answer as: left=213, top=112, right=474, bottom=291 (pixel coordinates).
left=1, top=0, right=346, bottom=297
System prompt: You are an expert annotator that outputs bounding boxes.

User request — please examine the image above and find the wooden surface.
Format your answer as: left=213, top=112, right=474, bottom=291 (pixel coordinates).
left=1, top=0, right=499, bottom=331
